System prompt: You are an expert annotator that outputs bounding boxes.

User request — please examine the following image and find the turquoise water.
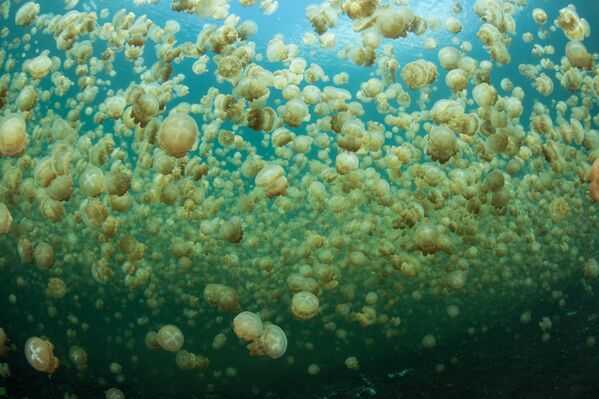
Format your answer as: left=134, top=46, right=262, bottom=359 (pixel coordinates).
left=0, top=0, right=598, bottom=398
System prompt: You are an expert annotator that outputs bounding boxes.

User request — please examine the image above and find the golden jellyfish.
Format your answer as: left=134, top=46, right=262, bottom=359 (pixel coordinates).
left=0, top=204, right=12, bottom=235
left=26, top=54, right=53, bottom=79
left=157, top=324, right=185, bottom=352
left=291, top=291, right=319, bottom=320
left=144, top=331, right=160, bottom=350
left=445, top=17, right=462, bottom=34
left=258, top=324, right=287, bottom=359
left=16, top=86, right=38, bottom=112
left=446, top=270, right=467, bottom=290
left=422, top=334, right=437, bottom=349
left=24, top=337, right=60, bottom=373
left=105, top=388, right=125, bottom=399
left=342, top=0, right=379, bottom=20
left=46, top=277, right=67, bottom=299
left=68, top=346, right=88, bottom=370
left=255, top=164, right=288, bottom=197
left=233, top=311, right=264, bottom=341
left=532, top=8, right=547, bottom=25
left=247, top=107, right=278, bottom=132
left=15, top=2, right=40, bottom=26
left=47, top=175, right=73, bottom=201
left=401, top=60, right=438, bottom=90
left=427, top=126, right=458, bottom=164
left=414, top=222, right=440, bottom=255
left=336, top=152, right=359, bottom=174
left=472, top=83, right=498, bottom=107
left=565, top=41, right=594, bottom=70
left=176, top=350, right=199, bottom=370
left=446, top=305, right=460, bottom=318
left=377, top=8, right=414, bottom=39
left=345, top=356, right=360, bottom=370
left=590, top=159, right=599, bottom=202
left=204, top=284, right=240, bottom=312
left=282, top=99, right=310, bottom=127
left=0, top=114, right=28, bottom=157
left=556, top=5, right=590, bottom=41
left=220, top=218, right=244, bottom=243
left=105, top=96, right=127, bottom=120
left=104, top=163, right=131, bottom=196
left=445, top=69, right=468, bottom=92
left=158, top=113, right=199, bottom=158
left=582, top=259, right=599, bottom=279
left=535, top=74, right=554, bottom=96
left=438, top=47, right=460, bottom=70
left=79, top=165, right=104, bottom=197
left=34, top=242, right=54, bottom=269
left=0, top=327, right=7, bottom=357
left=217, top=55, right=243, bottom=79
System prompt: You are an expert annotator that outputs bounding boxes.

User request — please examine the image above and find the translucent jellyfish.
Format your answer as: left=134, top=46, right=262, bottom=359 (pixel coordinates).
left=472, top=83, right=498, bottom=107
left=0, top=114, right=28, bottom=157
left=291, top=291, right=320, bottom=320
left=217, top=55, right=242, bottom=79
left=158, top=113, right=199, bottom=158
left=258, top=324, right=287, bottom=359
left=34, top=242, right=54, bottom=269
left=204, top=284, right=240, bottom=312
left=0, top=204, right=12, bottom=235
left=68, top=346, right=88, bottom=370
left=0, top=327, right=7, bottom=356
left=401, top=60, right=438, bottom=90
left=15, top=2, right=40, bottom=26
left=24, top=337, right=60, bottom=373
left=255, top=164, right=288, bottom=197
left=336, top=152, right=359, bottom=174
left=105, top=388, right=125, bottom=399
left=342, top=0, right=379, bottom=20
left=26, top=54, right=53, bottom=79
left=157, top=325, right=184, bottom=352
left=414, top=223, right=440, bottom=255
left=590, top=159, right=599, bottom=202
left=233, top=311, right=264, bottom=341
left=422, top=334, right=437, bottom=348
left=427, top=126, right=458, bottom=163
left=79, top=165, right=104, bottom=197
left=377, top=8, right=414, bottom=39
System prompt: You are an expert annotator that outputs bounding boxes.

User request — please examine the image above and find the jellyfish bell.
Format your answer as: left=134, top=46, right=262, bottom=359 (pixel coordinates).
left=157, top=324, right=184, bottom=352
left=158, top=113, right=199, bottom=158
left=26, top=54, right=53, bottom=79
left=24, top=336, right=60, bottom=373
left=0, top=114, right=28, bottom=157
left=291, top=291, right=320, bottom=320
left=0, top=204, right=12, bottom=235
left=255, top=164, right=288, bottom=197
left=258, top=324, right=287, bottom=359
left=0, top=327, right=8, bottom=356
left=233, top=311, right=263, bottom=341
left=426, top=126, right=458, bottom=163
left=590, top=159, right=599, bottom=202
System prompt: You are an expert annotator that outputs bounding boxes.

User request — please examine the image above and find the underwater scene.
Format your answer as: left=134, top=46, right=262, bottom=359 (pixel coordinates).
left=0, top=0, right=598, bottom=398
